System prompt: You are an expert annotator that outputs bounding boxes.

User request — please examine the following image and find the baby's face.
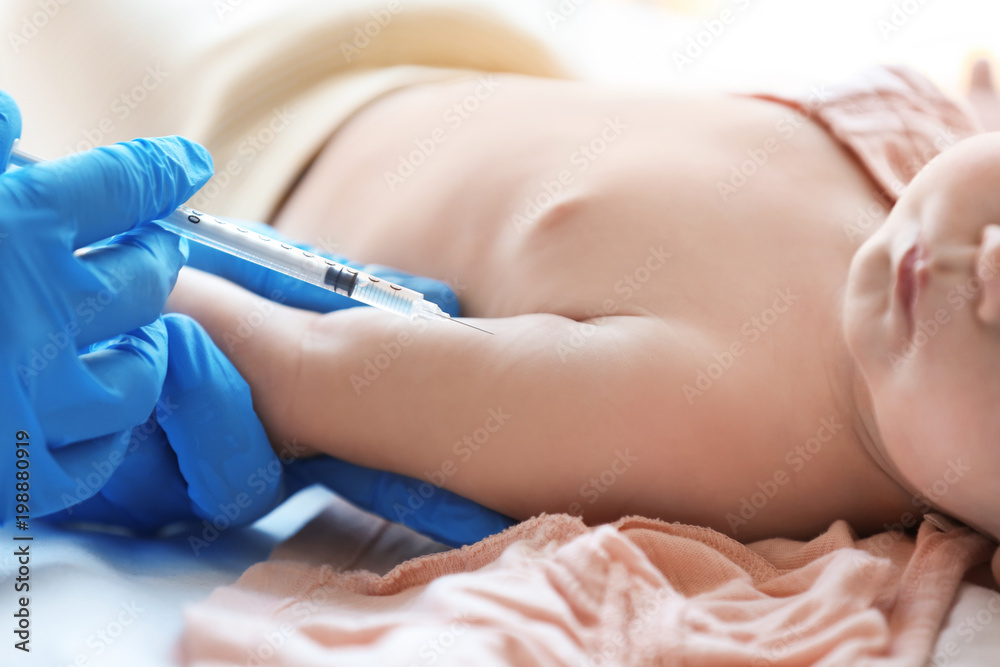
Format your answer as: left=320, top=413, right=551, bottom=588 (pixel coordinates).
left=844, top=133, right=1000, bottom=540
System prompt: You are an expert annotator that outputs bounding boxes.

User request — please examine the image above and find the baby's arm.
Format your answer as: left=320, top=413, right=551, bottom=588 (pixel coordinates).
left=166, top=267, right=694, bottom=523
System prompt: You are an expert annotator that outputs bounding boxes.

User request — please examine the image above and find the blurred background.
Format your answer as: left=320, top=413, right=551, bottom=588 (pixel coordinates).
left=3, top=0, right=997, bottom=157
left=506, top=0, right=998, bottom=92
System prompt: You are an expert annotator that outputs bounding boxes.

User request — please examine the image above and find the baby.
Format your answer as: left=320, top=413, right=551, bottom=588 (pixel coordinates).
left=168, top=59, right=1000, bottom=544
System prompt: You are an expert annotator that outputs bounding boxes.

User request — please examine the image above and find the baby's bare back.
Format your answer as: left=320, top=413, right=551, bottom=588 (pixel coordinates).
left=273, top=75, right=917, bottom=540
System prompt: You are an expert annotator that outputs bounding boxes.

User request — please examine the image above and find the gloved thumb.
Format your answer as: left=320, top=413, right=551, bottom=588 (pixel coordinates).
left=0, top=90, right=23, bottom=171
left=157, top=314, right=284, bottom=526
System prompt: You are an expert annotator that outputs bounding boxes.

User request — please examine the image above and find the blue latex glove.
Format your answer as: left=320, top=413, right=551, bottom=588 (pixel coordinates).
left=43, top=314, right=283, bottom=535
left=0, top=90, right=213, bottom=522
left=282, top=458, right=517, bottom=548
left=190, top=221, right=518, bottom=547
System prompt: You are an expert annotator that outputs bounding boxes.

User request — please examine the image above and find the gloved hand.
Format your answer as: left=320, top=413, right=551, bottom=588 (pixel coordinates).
left=282, top=457, right=518, bottom=548
left=0, top=89, right=213, bottom=522
left=189, top=221, right=518, bottom=547
left=43, top=314, right=283, bottom=535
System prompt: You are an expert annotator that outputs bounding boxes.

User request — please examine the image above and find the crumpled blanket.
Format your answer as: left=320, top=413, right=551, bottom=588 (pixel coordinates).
left=179, top=506, right=995, bottom=666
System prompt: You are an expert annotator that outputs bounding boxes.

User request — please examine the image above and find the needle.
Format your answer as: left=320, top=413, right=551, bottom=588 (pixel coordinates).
left=435, top=314, right=494, bottom=335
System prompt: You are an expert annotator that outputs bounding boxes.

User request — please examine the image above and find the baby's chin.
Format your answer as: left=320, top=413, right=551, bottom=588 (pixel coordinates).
left=881, top=419, right=1000, bottom=544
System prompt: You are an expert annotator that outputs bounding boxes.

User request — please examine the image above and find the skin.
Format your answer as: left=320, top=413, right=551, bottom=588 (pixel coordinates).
left=167, top=61, right=1000, bottom=543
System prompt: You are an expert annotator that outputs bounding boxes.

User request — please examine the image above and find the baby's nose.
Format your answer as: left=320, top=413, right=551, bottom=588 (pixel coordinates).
left=976, top=224, right=1000, bottom=323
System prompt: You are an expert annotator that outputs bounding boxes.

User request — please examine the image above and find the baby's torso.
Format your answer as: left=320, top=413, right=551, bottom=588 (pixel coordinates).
left=274, top=75, right=917, bottom=539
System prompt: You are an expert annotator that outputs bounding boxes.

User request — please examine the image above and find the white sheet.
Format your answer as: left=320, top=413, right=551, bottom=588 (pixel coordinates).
left=1, top=488, right=347, bottom=667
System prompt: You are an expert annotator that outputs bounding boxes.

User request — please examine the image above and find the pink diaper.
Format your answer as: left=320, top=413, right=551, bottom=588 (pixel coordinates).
left=752, top=65, right=984, bottom=202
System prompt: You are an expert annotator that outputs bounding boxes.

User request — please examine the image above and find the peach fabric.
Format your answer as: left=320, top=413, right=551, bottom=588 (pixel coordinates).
left=752, top=65, right=983, bottom=202
left=180, top=509, right=994, bottom=666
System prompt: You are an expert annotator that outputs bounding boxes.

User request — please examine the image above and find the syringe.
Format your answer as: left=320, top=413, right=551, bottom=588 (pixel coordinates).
left=9, top=147, right=492, bottom=334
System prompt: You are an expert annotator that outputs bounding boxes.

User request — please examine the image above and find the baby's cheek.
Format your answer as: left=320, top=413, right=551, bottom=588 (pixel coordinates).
left=871, top=392, right=945, bottom=494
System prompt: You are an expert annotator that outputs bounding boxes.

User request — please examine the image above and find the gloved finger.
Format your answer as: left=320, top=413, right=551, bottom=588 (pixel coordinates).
left=188, top=219, right=460, bottom=316
left=0, top=136, right=212, bottom=248
left=73, top=223, right=189, bottom=347
left=158, top=314, right=283, bottom=526
left=38, top=318, right=168, bottom=446
left=45, top=416, right=196, bottom=534
left=33, top=430, right=130, bottom=519
left=98, top=416, right=196, bottom=532
left=0, top=375, right=121, bottom=521
left=0, top=90, right=22, bottom=170
left=38, top=429, right=136, bottom=525
left=42, top=490, right=139, bottom=529
left=284, top=457, right=517, bottom=547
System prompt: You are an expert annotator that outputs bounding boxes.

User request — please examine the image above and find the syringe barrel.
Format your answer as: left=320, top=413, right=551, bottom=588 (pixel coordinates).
left=158, top=207, right=430, bottom=319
